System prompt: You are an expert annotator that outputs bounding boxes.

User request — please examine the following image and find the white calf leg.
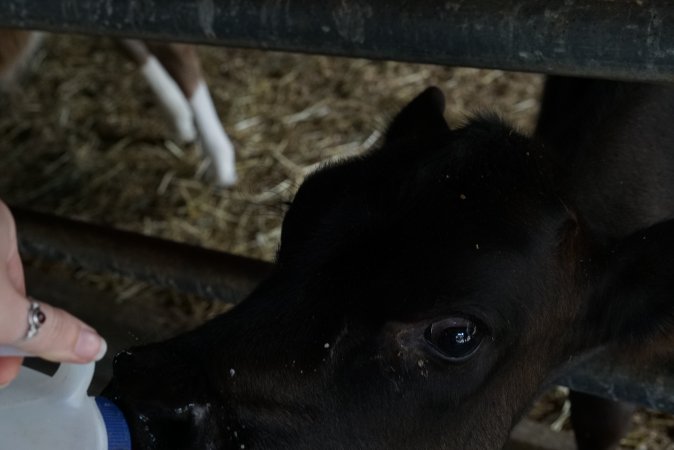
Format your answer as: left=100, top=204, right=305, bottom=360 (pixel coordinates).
left=140, top=55, right=197, bottom=143
left=189, top=81, right=237, bottom=186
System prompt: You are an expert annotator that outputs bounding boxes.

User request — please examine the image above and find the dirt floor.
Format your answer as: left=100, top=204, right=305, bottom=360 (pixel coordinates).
left=1, top=34, right=673, bottom=449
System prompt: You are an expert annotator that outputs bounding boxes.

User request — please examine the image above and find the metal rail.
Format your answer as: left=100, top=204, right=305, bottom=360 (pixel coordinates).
left=13, top=208, right=273, bottom=303
left=2, top=0, right=674, bottom=83
left=557, top=351, right=674, bottom=414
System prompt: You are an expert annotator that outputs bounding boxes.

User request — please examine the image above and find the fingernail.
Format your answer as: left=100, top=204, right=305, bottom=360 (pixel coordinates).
left=75, top=329, right=105, bottom=360
left=96, top=338, right=108, bottom=361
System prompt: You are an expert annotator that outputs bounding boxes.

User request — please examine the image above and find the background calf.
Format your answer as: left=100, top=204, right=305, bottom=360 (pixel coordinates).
left=0, top=30, right=236, bottom=186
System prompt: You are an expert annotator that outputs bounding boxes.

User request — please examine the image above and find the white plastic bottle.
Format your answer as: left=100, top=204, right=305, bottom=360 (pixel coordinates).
left=0, top=361, right=131, bottom=450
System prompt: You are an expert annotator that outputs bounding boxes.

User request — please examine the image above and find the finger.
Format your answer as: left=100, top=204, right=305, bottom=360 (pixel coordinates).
left=0, top=270, right=107, bottom=363
left=0, top=357, right=22, bottom=387
left=6, top=250, right=26, bottom=296
left=14, top=301, right=107, bottom=363
left=0, top=201, right=16, bottom=261
left=0, top=276, right=33, bottom=344
left=0, top=200, right=26, bottom=296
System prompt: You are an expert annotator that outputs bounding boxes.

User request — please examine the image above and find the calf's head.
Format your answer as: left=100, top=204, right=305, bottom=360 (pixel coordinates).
left=105, top=88, right=674, bottom=449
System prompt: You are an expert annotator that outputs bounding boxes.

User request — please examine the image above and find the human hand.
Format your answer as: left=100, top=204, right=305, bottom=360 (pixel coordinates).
left=0, top=201, right=106, bottom=386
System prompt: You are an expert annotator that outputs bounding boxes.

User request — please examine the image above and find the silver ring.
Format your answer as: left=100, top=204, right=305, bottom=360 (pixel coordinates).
left=24, top=300, right=46, bottom=340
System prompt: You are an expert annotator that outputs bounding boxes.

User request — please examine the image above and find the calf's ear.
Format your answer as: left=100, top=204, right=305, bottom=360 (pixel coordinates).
left=385, top=86, right=450, bottom=144
left=590, top=218, right=674, bottom=344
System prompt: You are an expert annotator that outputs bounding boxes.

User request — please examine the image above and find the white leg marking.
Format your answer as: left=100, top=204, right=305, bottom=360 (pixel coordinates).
left=140, top=56, right=197, bottom=143
left=190, top=81, right=237, bottom=186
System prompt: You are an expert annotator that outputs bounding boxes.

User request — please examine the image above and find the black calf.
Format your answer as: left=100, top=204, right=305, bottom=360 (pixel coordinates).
left=105, top=81, right=674, bottom=450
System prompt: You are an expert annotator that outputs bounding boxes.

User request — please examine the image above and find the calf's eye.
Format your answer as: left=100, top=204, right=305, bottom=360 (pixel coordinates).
left=424, top=317, right=483, bottom=362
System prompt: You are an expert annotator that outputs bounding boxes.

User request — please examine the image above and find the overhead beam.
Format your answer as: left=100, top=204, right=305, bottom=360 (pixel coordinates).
left=1, top=0, right=674, bottom=82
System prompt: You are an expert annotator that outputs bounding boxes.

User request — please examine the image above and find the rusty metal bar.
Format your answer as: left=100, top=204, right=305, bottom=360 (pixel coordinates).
left=12, top=208, right=273, bottom=303
left=1, top=0, right=674, bottom=83
left=558, top=351, right=674, bottom=414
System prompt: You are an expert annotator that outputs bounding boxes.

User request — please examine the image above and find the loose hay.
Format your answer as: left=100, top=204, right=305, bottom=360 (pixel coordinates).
left=0, top=34, right=670, bottom=449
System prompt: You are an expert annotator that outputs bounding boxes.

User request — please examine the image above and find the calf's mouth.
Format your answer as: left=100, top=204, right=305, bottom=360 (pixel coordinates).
left=102, top=349, right=235, bottom=450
